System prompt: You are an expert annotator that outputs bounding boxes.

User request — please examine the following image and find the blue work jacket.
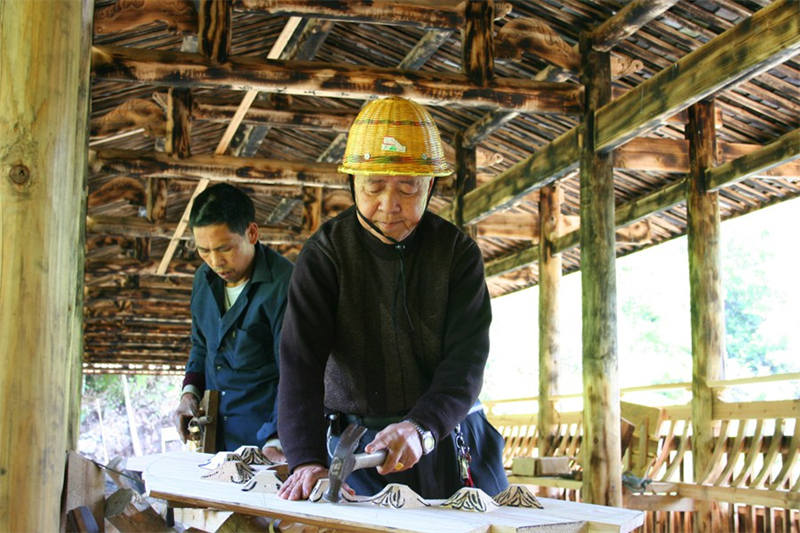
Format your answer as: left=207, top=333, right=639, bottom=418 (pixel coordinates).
left=186, top=242, right=293, bottom=450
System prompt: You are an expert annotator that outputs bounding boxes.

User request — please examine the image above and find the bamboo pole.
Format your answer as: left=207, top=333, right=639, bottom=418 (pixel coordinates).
left=0, top=1, right=92, bottom=531
left=578, top=33, right=622, bottom=507
left=538, top=185, right=561, bottom=456
left=686, top=99, right=724, bottom=532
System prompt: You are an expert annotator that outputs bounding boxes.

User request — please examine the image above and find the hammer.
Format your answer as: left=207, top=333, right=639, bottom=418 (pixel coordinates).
left=324, top=423, right=387, bottom=502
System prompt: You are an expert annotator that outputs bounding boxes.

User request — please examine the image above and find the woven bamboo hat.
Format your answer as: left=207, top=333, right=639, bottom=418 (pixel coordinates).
left=338, top=97, right=452, bottom=177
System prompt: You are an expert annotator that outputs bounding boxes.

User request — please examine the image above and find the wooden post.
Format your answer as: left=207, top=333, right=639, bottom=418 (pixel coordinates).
left=454, top=131, right=477, bottom=238
left=686, top=99, right=723, bottom=532
left=0, top=1, right=92, bottom=531
left=578, top=33, right=622, bottom=506
left=538, top=185, right=561, bottom=456
left=198, top=0, right=231, bottom=63
left=462, top=0, right=494, bottom=86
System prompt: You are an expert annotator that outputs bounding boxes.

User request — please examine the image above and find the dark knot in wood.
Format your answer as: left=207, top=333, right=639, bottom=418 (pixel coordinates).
left=9, top=164, right=31, bottom=186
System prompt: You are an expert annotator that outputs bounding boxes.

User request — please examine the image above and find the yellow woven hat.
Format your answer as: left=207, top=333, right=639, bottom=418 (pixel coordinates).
left=338, top=97, right=452, bottom=177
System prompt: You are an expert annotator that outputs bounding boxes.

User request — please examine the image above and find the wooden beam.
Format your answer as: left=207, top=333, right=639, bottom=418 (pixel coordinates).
left=597, top=0, right=800, bottom=152
left=462, top=0, right=494, bottom=86
left=156, top=16, right=303, bottom=275
left=454, top=132, right=478, bottom=232
left=0, top=1, right=91, bottom=531
left=94, top=0, right=197, bottom=35
left=590, top=0, right=678, bottom=52
left=708, top=127, right=800, bottom=190
left=578, top=33, right=621, bottom=507
left=687, top=102, right=724, bottom=532
left=538, top=184, right=561, bottom=456
left=460, top=128, right=580, bottom=225
left=86, top=215, right=308, bottom=244
left=239, top=0, right=466, bottom=30
left=193, top=100, right=355, bottom=131
left=91, top=45, right=584, bottom=115
left=91, top=149, right=345, bottom=187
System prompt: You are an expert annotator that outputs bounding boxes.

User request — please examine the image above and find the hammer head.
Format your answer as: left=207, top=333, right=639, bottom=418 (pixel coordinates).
left=323, top=423, right=367, bottom=502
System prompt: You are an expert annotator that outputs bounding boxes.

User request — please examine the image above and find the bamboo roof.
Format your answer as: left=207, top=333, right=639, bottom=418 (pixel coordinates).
left=84, top=0, right=800, bottom=374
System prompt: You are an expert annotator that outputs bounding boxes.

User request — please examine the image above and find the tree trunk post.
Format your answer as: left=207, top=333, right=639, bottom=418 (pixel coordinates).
left=454, top=131, right=478, bottom=238
left=578, top=33, right=622, bottom=506
left=686, top=98, right=724, bottom=532
left=538, top=185, right=562, bottom=456
left=0, top=1, right=93, bottom=531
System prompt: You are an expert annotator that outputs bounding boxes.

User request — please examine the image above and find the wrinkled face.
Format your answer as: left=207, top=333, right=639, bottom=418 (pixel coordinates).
left=353, top=174, right=434, bottom=244
left=192, top=222, right=258, bottom=287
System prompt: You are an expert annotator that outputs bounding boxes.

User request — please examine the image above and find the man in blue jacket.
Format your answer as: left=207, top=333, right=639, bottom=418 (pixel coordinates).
left=173, top=183, right=293, bottom=457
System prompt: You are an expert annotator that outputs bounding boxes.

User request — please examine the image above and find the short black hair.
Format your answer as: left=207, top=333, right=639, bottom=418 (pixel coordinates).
left=189, top=183, right=255, bottom=235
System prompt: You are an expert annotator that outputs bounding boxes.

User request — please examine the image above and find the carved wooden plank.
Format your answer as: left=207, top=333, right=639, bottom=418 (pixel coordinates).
left=0, top=2, right=91, bottom=531
left=714, top=420, right=749, bottom=486
left=538, top=184, right=561, bottom=456
left=91, top=45, right=584, bottom=114
left=91, top=98, right=165, bottom=138
left=662, top=420, right=691, bottom=482
left=462, top=0, right=494, bottom=86
left=198, top=0, right=230, bottom=63
left=732, top=419, right=764, bottom=488
left=157, top=16, right=303, bottom=275
left=751, top=419, right=785, bottom=489
left=91, top=149, right=345, bottom=187
left=166, top=87, right=192, bottom=158
left=579, top=34, right=621, bottom=508
left=596, top=0, right=800, bottom=152
left=708, top=127, right=800, bottom=190
left=94, top=0, right=197, bottom=35
left=769, top=417, right=800, bottom=491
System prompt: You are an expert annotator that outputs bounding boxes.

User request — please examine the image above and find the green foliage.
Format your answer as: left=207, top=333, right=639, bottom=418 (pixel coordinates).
left=723, top=230, right=789, bottom=375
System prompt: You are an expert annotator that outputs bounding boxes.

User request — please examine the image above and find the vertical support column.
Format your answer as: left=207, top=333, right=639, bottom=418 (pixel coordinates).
left=199, top=0, right=231, bottom=63
left=578, top=34, right=621, bottom=506
left=686, top=99, right=723, bottom=532
left=538, top=185, right=562, bottom=456
left=462, top=0, right=494, bottom=86
left=0, top=1, right=93, bottom=531
left=303, top=187, right=323, bottom=234
left=454, top=131, right=477, bottom=238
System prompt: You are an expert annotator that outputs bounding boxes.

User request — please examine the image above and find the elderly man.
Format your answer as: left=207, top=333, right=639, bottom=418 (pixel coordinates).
left=174, top=183, right=293, bottom=458
left=277, top=97, right=507, bottom=500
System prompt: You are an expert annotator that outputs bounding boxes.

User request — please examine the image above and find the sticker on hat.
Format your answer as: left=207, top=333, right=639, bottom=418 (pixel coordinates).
left=381, top=137, right=406, bottom=153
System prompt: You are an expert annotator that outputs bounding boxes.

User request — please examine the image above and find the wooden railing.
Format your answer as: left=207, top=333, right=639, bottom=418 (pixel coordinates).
left=485, top=376, right=800, bottom=532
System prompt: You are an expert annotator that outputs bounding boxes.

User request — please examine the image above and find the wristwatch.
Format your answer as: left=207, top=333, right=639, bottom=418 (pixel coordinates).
left=406, top=419, right=435, bottom=455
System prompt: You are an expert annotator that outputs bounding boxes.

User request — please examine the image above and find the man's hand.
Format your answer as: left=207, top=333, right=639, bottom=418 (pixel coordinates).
left=365, top=421, right=423, bottom=475
left=277, top=463, right=330, bottom=500
left=262, top=445, right=286, bottom=464
left=174, top=393, right=199, bottom=442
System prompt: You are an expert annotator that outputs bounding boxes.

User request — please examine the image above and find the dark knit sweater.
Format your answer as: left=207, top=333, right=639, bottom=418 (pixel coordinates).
left=278, top=207, right=492, bottom=471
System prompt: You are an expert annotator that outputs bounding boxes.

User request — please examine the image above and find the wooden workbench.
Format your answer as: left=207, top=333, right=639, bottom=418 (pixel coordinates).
left=128, top=452, right=643, bottom=533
